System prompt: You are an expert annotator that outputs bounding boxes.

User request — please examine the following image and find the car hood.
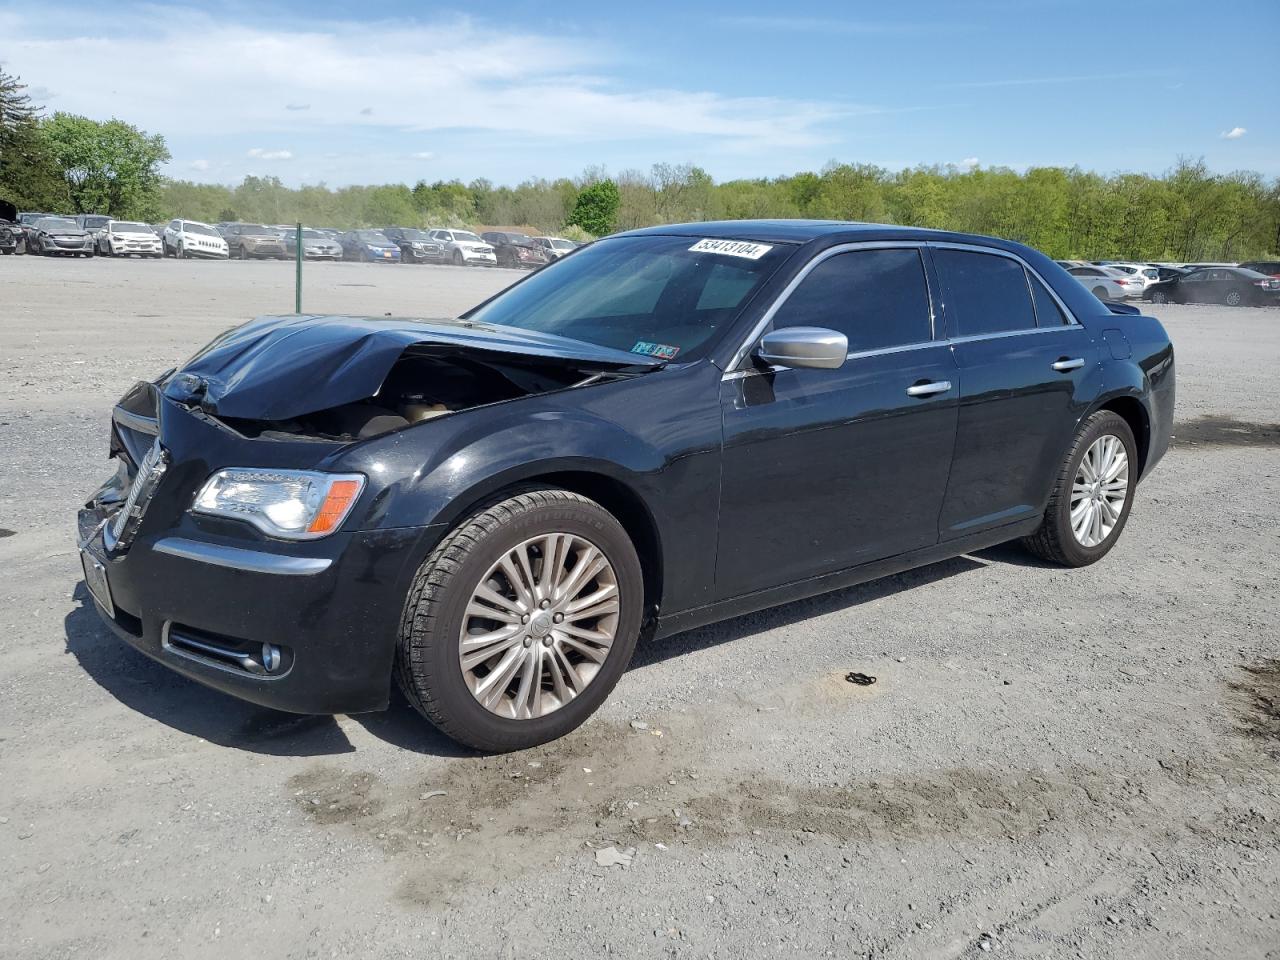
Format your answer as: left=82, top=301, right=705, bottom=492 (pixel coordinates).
left=163, top=314, right=664, bottom=421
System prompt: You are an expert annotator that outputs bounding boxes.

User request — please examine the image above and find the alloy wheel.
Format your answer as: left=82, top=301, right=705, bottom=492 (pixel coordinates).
left=1070, top=434, right=1129, bottom=548
left=1225, top=289, right=1242, bottom=306
left=458, top=532, right=620, bottom=720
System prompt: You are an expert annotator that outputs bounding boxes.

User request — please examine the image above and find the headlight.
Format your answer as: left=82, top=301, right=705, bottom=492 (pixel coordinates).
left=192, top=469, right=365, bottom=539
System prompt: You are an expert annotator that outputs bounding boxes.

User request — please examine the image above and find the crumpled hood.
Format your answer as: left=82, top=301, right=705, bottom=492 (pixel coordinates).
left=163, top=314, right=663, bottom=422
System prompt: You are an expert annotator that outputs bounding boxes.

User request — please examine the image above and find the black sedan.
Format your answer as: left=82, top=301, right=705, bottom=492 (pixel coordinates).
left=77, top=221, right=1174, bottom=751
left=481, top=230, right=551, bottom=269
left=29, top=216, right=95, bottom=257
left=382, top=227, right=447, bottom=264
left=1143, top=266, right=1280, bottom=307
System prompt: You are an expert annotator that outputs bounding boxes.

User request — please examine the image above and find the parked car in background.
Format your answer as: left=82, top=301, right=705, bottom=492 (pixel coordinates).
left=1143, top=267, right=1280, bottom=307
left=1102, top=262, right=1160, bottom=291
left=1179, top=262, right=1236, bottom=271
left=1152, top=266, right=1190, bottom=282
left=101, top=220, right=163, bottom=258
left=481, top=231, right=551, bottom=269
left=17, top=212, right=55, bottom=253
left=533, top=236, right=579, bottom=260
left=1064, top=265, right=1138, bottom=300
left=28, top=216, right=95, bottom=257
left=75, top=220, right=1174, bottom=751
left=0, top=200, right=18, bottom=255
left=163, top=219, right=230, bottom=259
left=1239, top=260, right=1280, bottom=278
left=282, top=228, right=344, bottom=261
left=339, top=229, right=402, bottom=263
left=77, top=214, right=112, bottom=252
left=222, top=223, right=287, bottom=260
left=382, top=227, right=447, bottom=264
left=427, top=228, right=497, bottom=267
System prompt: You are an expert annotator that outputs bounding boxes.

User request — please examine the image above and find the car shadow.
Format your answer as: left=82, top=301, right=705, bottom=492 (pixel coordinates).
left=63, top=547, right=1028, bottom=758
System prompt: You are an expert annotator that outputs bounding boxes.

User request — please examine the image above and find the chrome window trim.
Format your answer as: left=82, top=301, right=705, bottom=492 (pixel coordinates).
left=946, top=325, right=1087, bottom=345
left=928, top=241, right=1082, bottom=331
left=152, top=537, right=333, bottom=575
left=724, top=240, right=937, bottom=374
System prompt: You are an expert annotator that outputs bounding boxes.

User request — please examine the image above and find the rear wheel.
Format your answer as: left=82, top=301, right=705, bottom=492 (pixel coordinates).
left=1092, top=286, right=1110, bottom=300
left=1021, top=410, right=1137, bottom=567
left=1224, top=288, right=1243, bottom=307
left=396, top=487, right=644, bottom=752
left=1150, top=290, right=1169, bottom=304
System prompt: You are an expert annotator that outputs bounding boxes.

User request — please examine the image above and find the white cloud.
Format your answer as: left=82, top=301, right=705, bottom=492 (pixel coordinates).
left=247, top=148, right=293, bottom=160
left=411, top=151, right=435, bottom=160
left=189, top=159, right=210, bottom=171
left=1221, top=126, right=1247, bottom=140
left=958, top=156, right=979, bottom=170
left=0, top=8, right=851, bottom=151
left=285, top=102, right=310, bottom=111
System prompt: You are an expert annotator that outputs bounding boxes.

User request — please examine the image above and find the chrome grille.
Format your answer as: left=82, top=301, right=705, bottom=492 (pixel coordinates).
left=105, top=441, right=168, bottom=552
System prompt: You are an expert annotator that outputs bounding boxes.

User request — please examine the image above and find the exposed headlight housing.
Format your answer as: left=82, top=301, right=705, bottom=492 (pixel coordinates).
left=192, top=469, right=365, bottom=539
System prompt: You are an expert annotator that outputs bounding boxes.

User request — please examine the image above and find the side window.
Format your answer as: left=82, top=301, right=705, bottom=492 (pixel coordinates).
left=934, top=249, right=1037, bottom=336
left=772, top=248, right=932, bottom=353
left=1028, top=271, right=1069, bottom=326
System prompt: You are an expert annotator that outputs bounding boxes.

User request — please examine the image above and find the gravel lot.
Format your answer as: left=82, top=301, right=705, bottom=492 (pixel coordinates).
left=2, top=256, right=1278, bottom=960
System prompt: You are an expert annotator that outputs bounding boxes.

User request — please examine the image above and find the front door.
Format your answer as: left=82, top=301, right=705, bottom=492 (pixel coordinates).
left=931, top=246, right=1100, bottom=539
left=715, top=245, right=959, bottom=600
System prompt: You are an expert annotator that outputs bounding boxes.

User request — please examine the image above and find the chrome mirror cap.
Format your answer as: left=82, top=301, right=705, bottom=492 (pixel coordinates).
left=757, top=327, right=848, bottom=370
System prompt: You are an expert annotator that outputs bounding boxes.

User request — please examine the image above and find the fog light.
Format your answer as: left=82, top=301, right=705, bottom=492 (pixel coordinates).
left=261, top=643, right=282, bottom=674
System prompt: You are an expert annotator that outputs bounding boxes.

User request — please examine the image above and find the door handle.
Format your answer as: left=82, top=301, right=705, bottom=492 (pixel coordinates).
left=906, top=380, right=952, bottom=397
left=1052, top=357, right=1086, bottom=372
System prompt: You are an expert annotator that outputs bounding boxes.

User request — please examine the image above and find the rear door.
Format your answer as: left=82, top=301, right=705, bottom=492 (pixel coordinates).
left=716, top=244, right=959, bottom=598
left=932, top=245, right=1098, bottom=540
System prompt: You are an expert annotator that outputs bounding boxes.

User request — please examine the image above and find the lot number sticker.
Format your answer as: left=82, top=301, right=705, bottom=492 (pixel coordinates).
left=688, top=238, right=773, bottom=260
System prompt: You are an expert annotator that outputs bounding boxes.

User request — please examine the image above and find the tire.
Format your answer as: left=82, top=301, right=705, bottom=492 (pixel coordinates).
left=176, top=241, right=186, bottom=259
left=452, top=250, right=464, bottom=267
left=1092, top=286, right=1110, bottom=300
left=396, top=487, right=644, bottom=752
left=1150, top=291, right=1169, bottom=304
left=238, top=245, right=249, bottom=260
left=1224, top=288, right=1243, bottom=307
left=1021, top=410, right=1137, bottom=567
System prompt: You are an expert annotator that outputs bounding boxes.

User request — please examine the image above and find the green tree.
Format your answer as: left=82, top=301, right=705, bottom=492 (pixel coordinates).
left=41, top=113, right=170, bottom=218
left=0, top=69, right=69, bottom=211
left=566, top=178, right=620, bottom=236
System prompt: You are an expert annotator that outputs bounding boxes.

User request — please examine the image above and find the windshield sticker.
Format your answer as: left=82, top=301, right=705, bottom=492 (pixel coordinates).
left=688, top=238, right=773, bottom=260
left=631, top=341, right=680, bottom=360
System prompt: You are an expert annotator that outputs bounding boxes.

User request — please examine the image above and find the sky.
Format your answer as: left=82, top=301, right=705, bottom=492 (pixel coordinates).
left=1, top=0, right=1276, bottom=188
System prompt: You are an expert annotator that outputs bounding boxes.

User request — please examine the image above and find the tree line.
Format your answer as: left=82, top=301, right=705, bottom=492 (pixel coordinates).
left=3, top=68, right=1277, bottom=261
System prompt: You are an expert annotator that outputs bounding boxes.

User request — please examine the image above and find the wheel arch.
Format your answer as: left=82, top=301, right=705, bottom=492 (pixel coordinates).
left=1089, top=393, right=1152, bottom=478
left=415, top=467, right=665, bottom=625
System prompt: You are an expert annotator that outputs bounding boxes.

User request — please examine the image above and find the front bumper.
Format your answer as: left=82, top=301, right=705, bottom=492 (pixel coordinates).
left=77, top=502, right=439, bottom=715
left=74, top=399, right=442, bottom=715
left=111, top=240, right=161, bottom=255
left=461, top=250, right=497, bottom=264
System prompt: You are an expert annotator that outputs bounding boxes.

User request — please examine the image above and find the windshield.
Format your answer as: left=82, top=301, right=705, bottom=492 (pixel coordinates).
left=241, top=224, right=278, bottom=236
left=39, top=218, right=79, bottom=231
left=551, top=239, right=575, bottom=249
left=465, top=235, right=792, bottom=362
left=397, top=229, right=429, bottom=241
left=454, top=231, right=483, bottom=243
left=300, top=229, right=326, bottom=240
left=112, top=222, right=152, bottom=233
left=358, top=231, right=392, bottom=243
left=184, top=222, right=219, bottom=237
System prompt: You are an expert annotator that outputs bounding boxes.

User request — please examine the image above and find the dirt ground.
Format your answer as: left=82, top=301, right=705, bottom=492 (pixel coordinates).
left=1, top=256, right=1277, bottom=960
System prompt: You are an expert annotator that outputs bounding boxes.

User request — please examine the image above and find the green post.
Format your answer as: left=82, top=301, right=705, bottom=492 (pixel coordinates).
left=294, top=222, right=303, bottom=314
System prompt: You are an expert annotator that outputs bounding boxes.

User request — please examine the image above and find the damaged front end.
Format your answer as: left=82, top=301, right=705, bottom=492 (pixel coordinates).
left=161, top=314, right=664, bottom=442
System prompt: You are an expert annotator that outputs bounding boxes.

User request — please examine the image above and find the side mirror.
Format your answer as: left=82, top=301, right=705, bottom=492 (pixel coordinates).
left=757, top=327, right=848, bottom=370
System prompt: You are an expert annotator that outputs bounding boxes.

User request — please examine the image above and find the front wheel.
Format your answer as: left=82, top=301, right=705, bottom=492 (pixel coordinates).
left=452, top=250, right=465, bottom=266
left=1021, top=410, right=1137, bottom=567
left=396, top=488, right=644, bottom=752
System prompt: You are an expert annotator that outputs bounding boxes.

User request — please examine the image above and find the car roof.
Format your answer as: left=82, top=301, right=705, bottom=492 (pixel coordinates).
left=616, top=219, right=1032, bottom=251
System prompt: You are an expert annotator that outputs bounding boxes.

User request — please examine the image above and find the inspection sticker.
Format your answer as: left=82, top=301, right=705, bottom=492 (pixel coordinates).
left=631, top=341, right=680, bottom=360
left=688, top=238, right=773, bottom=260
